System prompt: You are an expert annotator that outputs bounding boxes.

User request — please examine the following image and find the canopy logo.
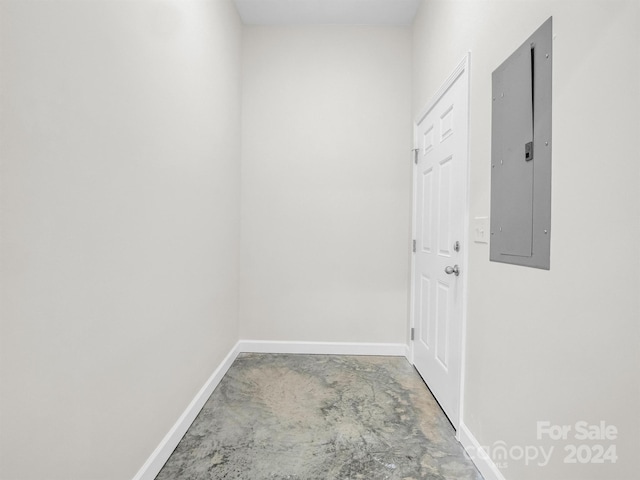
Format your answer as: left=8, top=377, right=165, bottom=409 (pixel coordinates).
left=467, top=421, right=619, bottom=470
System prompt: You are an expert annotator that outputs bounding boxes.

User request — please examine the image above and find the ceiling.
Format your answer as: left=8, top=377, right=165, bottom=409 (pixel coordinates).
left=233, top=0, right=421, bottom=26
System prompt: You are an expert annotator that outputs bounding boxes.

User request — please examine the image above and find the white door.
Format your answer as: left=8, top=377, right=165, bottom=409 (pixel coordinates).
left=412, top=57, right=469, bottom=429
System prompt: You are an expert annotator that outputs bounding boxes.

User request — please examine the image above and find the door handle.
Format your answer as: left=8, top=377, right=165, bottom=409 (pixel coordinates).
left=444, top=265, right=460, bottom=276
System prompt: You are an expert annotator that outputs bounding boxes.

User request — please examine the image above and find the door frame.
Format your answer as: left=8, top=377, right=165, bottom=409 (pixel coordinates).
left=410, top=53, right=471, bottom=434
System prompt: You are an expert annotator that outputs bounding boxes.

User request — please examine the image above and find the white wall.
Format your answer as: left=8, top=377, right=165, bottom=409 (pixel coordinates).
left=240, top=26, right=412, bottom=344
left=413, top=1, right=640, bottom=479
left=0, top=1, right=242, bottom=479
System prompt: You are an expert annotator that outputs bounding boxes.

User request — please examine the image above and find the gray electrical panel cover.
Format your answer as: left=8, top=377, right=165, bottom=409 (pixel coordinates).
left=490, top=17, right=552, bottom=269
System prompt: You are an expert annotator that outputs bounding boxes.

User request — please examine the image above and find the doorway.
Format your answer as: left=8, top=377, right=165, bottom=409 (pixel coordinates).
left=411, top=55, right=470, bottom=430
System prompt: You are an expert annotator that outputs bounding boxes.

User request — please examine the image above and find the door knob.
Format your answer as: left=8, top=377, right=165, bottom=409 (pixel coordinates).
left=444, top=265, right=460, bottom=276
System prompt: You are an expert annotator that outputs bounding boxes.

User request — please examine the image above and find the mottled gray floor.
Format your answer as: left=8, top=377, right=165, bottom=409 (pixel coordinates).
left=156, top=354, right=482, bottom=480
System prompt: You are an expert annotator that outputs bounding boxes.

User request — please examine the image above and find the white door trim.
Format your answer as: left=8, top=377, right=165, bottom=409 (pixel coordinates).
left=410, top=53, right=471, bottom=431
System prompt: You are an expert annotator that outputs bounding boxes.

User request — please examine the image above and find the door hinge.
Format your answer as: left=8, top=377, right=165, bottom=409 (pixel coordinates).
left=411, top=327, right=415, bottom=341
left=412, top=239, right=416, bottom=253
left=412, top=148, right=419, bottom=164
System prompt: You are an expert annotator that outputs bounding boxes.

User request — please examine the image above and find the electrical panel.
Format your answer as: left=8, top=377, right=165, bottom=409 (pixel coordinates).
left=490, top=17, right=552, bottom=269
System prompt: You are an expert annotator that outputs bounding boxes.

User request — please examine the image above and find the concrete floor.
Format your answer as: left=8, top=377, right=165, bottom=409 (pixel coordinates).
left=156, top=353, right=483, bottom=480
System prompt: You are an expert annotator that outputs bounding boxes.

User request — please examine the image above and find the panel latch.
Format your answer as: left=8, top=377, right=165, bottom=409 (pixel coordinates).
left=525, top=141, right=533, bottom=161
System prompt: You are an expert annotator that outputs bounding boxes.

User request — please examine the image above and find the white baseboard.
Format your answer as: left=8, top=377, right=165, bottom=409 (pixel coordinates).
left=457, top=422, right=507, bottom=480
left=238, top=340, right=411, bottom=359
left=132, top=339, right=411, bottom=480
left=131, top=342, right=241, bottom=480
